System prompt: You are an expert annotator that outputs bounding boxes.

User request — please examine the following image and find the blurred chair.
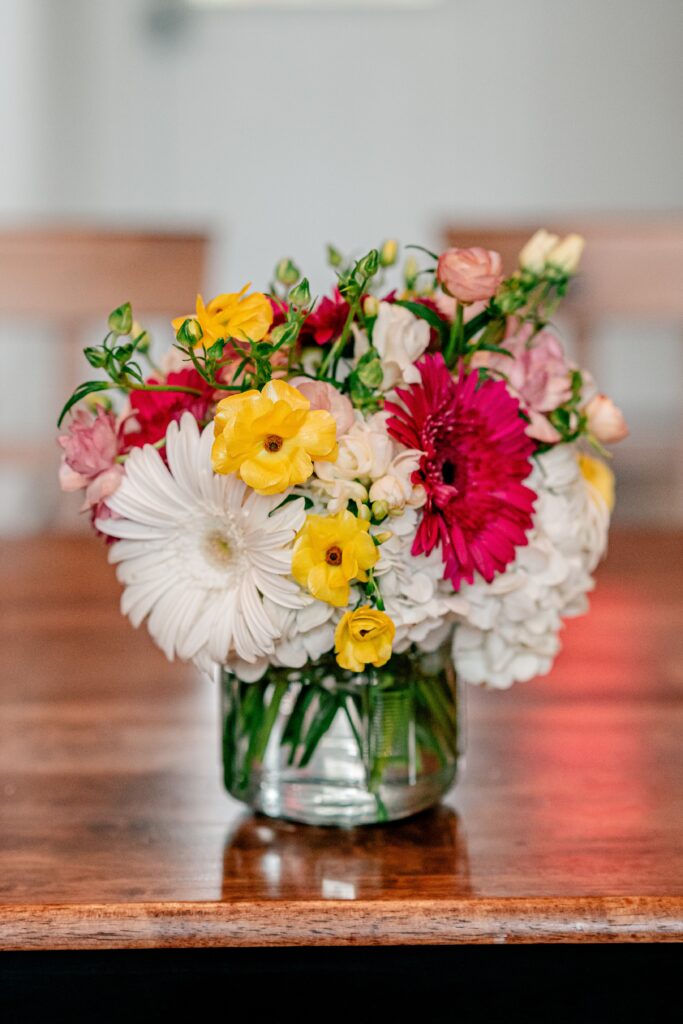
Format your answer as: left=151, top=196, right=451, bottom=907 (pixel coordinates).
left=0, top=228, right=208, bottom=530
left=443, top=218, right=683, bottom=523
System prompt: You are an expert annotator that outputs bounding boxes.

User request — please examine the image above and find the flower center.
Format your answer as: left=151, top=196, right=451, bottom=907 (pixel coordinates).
left=441, top=459, right=456, bottom=486
left=264, top=434, right=284, bottom=453
left=325, top=545, right=343, bottom=566
left=202, top=530, right=235, bottom=568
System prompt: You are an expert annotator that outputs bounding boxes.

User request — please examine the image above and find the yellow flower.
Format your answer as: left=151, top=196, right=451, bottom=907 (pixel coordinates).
left=335, top=607, right=396, bottom=672
left=212, top=379, right=338, bottom=495
left=291, top=510, right=378, bottom=607
left=579, top=454, right=615, bottom=512
left=172, top=284, right=273, bottom=345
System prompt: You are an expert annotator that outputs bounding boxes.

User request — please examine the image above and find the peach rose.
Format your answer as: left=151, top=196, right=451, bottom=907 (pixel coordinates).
left=436, top=246, right=504, bottom=304
left=585, top=394, right=629, bottom=444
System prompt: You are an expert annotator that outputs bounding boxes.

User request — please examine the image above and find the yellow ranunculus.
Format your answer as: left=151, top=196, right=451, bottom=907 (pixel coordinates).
left=212, top=379, right=337, bottom=495
left=172, top=284, right=273, bottom=345
left=579, top=453, right=615, bottom=512
left=334, top=607, right=395, bottom=672
left=291, top=510, right=379, bottom=608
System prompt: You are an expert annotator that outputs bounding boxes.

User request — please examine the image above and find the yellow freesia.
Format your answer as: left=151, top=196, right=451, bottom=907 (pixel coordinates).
left=579, top=453, right=615, bottom=512
left=212, top=379, right=337, bottom=495
left=291, top=510, right=378, bottom=607
left=335, top=607, right=396, bottom=672
left=172, top=284, right=273, bottom=345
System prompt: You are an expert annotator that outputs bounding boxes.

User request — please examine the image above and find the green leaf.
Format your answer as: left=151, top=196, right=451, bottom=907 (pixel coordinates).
left=394, top=300, right=449, bottom=344
left=297, top=691, right=339, bottom=768
left=57, top=381, right=112, bottom=426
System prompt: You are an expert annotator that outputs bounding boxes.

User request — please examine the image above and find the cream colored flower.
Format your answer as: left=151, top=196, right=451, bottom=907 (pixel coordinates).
left=518, top=229, right=560, bottom=272
left=368, top=301, right=430, bottom=390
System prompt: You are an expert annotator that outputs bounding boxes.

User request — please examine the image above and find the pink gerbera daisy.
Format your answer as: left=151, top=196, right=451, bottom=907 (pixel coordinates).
left=385, top=353, right=536, bottom=589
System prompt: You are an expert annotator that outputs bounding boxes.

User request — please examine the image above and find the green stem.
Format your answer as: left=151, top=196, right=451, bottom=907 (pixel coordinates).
left=318, top=274, right=370, bottom=380
left=130, top=383, right=204, bottom=397
left=444, top=301, right=464, bottom=368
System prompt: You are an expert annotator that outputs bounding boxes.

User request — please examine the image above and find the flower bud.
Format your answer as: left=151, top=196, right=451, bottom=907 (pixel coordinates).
left=176, top=317, right=203, bottom=346
left=518, top=229, right=560, bottom=273
left=327, top=244, right=343, bottom=268
left=547, top=233, right=585, bottom=275
left=275, top=257, right=300, bottom=287
left=108, top=302, right=133, bottom=336
left=374, top=530, right=393, bottom=545
left=132, top=320, right=151, bottom=353
left=403, top=255, right=419, bottom=290
left=363, top=295, right=379, bottom=318
left=288, top=277, right=311, bottom=310
left=357, top=249, right=379, bottom=279
left=586, top=394, right=629, bottom=444
left=371, top=500, right=389, bottom=521
left=357, top=503, right=372, bottom=521
left=380, top=239, right=398, bottom=267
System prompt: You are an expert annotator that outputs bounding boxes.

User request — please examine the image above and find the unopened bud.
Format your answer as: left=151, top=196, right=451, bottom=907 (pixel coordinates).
left=380, top=239, right=398, bottom=267
left=176, top=317, right=203, bottom=346
left=132, top=320, right=151, bottom=353
left=363, top=295, right=379, bottom=318
left=288, top=277, right=311, bottom=309
left=374, top=530, right=393, bottom=544
left=275, top=257, right=300, bottom=287
left=403, top=255, right=419, bottom=290
left=357, top=503, right=372, bottom=521
left=327, top=244, right=343, bottom=268
left=371, top=500, right=389, bottom=521
left=547, top=233, right=585, bottom=275
left=108, top=301, right=133, bottom=336
left=518, top=229, right=560, bottom=273
left=357, top=249, right=379, bottom=279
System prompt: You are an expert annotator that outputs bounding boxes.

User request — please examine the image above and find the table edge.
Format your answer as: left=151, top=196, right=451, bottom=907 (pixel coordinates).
left=1, top=896, right=682, bottom=949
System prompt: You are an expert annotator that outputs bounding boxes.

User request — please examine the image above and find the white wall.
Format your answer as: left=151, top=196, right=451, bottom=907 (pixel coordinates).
left=9, top=0, right=680, bottom=288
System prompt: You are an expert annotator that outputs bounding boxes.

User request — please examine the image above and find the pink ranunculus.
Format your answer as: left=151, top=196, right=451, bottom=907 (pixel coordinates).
left=432, top=291, right=488, bottom=324
left=83, top=464, right=125, bottom=515
left=289, top=377, right=355, bottom=436
left=436, top=247, right=504, bottom=304
left=586, top=394, right=629, bottom=444
left=58, top=407, right=124, bottom=516
left=471, top=321, right=573, bottom=443
left=58, top=407, right=119, bottom=479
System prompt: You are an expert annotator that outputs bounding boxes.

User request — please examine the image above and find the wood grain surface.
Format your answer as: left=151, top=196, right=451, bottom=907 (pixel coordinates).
left=1, top=531, right=682, bottom=949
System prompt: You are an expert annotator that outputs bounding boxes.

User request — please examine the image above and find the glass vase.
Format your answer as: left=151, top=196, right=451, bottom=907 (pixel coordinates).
left=220, top=644, right=463, bottom=827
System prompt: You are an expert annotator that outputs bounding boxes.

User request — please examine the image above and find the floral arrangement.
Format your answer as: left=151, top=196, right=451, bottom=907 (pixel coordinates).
left=58, top=230, right=628, bottom=693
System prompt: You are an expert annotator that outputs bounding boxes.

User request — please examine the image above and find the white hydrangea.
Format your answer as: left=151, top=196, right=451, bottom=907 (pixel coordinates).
left=374, top=509, right=467, bottom=654
left=452, top=444, right=611, bottom=688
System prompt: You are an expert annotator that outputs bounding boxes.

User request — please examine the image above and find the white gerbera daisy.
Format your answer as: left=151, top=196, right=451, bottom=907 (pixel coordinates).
left=452, top=444, right=610, bottom=688
left=97, top=413, right=306, bottom=669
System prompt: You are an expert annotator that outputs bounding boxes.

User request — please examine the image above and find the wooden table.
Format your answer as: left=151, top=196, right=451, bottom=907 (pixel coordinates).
left=1, top=531, right=681, bottom=950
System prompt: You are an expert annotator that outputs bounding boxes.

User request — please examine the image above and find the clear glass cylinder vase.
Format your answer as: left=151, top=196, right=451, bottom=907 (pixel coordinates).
left=220, top=645, right=463, bottom=827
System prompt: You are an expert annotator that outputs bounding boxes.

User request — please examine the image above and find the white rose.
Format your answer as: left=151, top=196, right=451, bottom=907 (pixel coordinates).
left=518, top=229, right=560, bottom=272
left=369, top=450, right=426, bottom=512
left=372, top=302, right=430, bottom=390
left=547, top=233, right=585, bottom=274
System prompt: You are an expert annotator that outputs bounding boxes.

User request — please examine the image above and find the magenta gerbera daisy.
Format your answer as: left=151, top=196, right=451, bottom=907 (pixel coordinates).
left=385, top=353, right=536, bottom=589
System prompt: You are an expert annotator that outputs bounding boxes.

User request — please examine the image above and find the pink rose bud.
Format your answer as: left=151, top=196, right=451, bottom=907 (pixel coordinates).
left=288, top=377, right=355, bottom=436
left=586, top=394, right=629, bottom=444
left=436, top=247, right=504, bottom=304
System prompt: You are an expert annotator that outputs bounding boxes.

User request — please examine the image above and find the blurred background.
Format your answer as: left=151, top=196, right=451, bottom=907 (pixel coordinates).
left=0, top=0, right=681, bottom=533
